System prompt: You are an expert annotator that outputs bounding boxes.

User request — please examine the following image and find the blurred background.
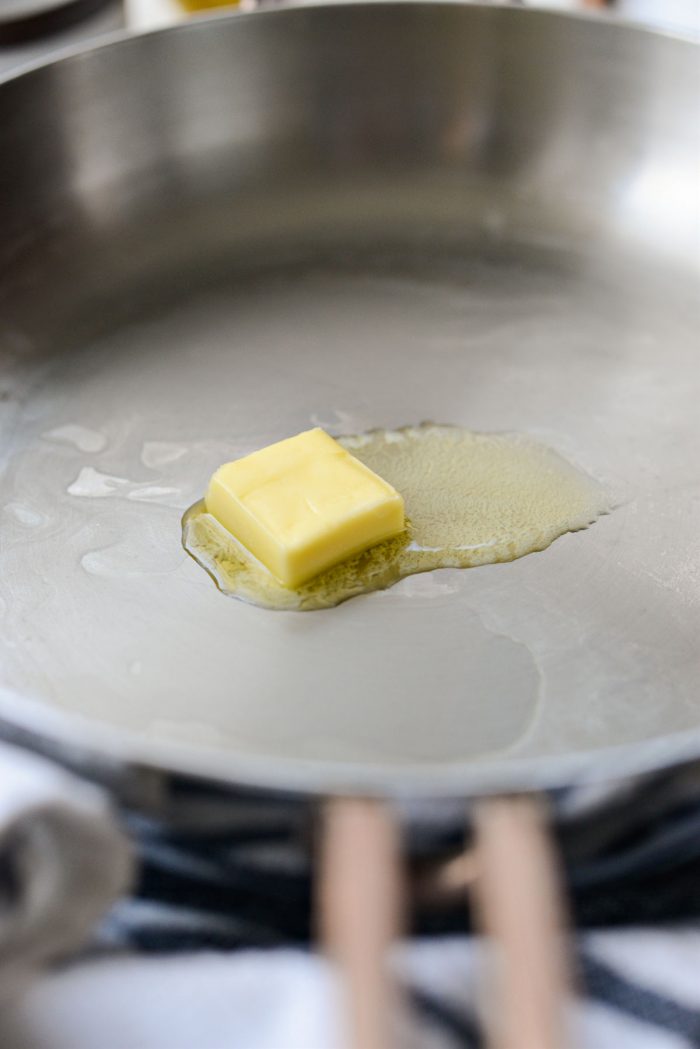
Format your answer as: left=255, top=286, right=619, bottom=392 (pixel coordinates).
left=1, top=0, right=699, bottom=74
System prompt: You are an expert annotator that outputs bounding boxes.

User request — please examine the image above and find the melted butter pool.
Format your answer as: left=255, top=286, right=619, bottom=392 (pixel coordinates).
left=182, top=424, right=610, bottom=610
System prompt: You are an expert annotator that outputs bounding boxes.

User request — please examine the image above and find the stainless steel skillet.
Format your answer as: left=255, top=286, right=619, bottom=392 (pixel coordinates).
left=0, top=3, right=698, bottom=802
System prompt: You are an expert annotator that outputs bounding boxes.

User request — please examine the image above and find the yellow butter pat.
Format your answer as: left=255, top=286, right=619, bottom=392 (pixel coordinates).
left=205, top=428, right=405, bottom=587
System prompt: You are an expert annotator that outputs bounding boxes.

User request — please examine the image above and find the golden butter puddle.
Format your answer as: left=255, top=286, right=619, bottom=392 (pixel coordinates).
left=182, top=424, right=610, bottom=611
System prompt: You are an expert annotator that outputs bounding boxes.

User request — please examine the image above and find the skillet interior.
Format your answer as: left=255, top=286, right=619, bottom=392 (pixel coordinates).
left=0, top=4, right=698, bottom=795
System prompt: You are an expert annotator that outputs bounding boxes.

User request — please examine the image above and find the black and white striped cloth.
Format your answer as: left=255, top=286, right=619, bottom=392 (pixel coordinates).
left=4, top=749, right=700, bottom=1049
left=80, top=765, right=700, bottom=1047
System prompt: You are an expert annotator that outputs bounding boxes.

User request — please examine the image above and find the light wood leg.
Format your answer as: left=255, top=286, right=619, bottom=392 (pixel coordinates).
left=473, top=795, right=574, bottom=1049
left=319, top=798, right=403, bottom=1049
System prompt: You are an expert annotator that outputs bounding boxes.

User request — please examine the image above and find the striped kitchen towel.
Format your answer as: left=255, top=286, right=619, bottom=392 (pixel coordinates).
left=3, top=753, right=700, bottom=1048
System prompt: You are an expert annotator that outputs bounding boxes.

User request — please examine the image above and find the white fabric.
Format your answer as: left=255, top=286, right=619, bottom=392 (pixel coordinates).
left=3, top=934, right=695, bottom=1049
left=587, top=928, right=700, bottom=1011
left=0, top=741, right=133, bottom=1001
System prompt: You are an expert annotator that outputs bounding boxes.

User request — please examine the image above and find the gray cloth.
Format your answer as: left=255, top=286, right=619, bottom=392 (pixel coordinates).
left=0, top=741, right=133, bottom=1002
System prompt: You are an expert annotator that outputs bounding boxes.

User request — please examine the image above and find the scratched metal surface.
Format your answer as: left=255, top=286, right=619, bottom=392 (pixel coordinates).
left=0, top=4, right=698, bottom=795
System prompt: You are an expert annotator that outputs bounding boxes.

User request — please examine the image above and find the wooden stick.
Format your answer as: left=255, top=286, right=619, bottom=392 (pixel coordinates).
left=412, top=848, right=479, bottom=906
left=319, top=798, right=403, bottom=1049
left=473, top=796, right=573, bottom=1049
